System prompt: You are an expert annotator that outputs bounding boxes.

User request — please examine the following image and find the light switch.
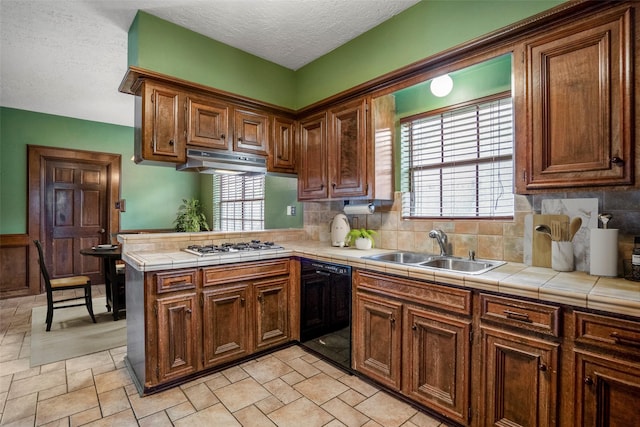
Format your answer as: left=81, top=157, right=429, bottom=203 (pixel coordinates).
left=287, top=206, right=296, bottom=216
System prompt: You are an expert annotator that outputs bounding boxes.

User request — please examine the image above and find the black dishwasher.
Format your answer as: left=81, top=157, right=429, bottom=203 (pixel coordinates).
left=300, top=258, right=352, bottom=370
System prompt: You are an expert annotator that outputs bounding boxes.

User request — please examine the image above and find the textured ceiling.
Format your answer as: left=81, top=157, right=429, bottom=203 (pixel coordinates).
left=0, top=0, right=419, bottom=127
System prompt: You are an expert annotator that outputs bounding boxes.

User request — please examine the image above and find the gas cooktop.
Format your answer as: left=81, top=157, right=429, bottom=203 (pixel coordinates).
left=182, top=240, right=284, bottom=257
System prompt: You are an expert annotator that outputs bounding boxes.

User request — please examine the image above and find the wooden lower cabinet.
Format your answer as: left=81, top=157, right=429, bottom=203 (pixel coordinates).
left=480, top=327, right=559, bottom=427
left=128, top=259, right=292, bottom=394
left=156, top=292, right=199, bottom=384
left=404, top=306, right=471, bottom=425
left=353, top=270, right=472, bottom=425
left=353, top=291, right=402, bottom=390
left=202, top=284, right=249, bottom=367
left=254, top=277, right=289, bottom=350
left=574, top=351, right=640, bottom=427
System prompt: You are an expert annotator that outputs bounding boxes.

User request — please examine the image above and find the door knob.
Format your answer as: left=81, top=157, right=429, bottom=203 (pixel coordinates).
left=100, top=228, right=105, bottom=234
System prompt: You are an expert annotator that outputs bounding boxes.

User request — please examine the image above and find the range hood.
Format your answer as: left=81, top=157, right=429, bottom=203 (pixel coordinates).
left=177, top=149, right=267, bottom=175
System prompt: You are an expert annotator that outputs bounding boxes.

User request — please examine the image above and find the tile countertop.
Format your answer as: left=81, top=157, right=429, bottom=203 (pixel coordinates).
left=121, top=240, right=640, bottom=319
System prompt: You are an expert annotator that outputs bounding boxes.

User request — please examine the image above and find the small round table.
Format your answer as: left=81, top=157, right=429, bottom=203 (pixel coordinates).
left=79, top=246, right=125, bottom=320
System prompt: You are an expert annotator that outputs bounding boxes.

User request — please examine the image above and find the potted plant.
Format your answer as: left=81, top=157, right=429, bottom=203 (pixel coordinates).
left=346, top=228, right=377, bottom=250
left=174, top=198, right=210, bottom=232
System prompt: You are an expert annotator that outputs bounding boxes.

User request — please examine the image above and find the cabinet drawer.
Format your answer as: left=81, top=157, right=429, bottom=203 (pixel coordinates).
left=355, top=270, right=472, bottom=316
left=154, top=269, right=197, bottom=294
left=203, top=259, right=289, bottom=286
left=480, top=294, right=560, bottom=337
left=574, top=311, right=640, bottom=355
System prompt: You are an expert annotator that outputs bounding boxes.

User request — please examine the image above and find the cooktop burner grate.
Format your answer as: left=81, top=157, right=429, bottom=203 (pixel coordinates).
left=183, top=240, right=283, bottom=256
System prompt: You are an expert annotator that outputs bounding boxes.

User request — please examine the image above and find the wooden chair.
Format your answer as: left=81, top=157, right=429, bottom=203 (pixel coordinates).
left=34, top=240, right=96, bottom=331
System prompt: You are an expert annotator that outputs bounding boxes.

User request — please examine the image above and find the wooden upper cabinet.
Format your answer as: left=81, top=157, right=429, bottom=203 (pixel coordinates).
left=186, top=96, right=230, bottom=150
left=298, top=97, right=374, bottom=201
left=233, top=107, right=269, bottom=155
left=329, top=98, right=368, bottom=198
left=516, top=5, right=635, bottom=192
left=136, top=81, right=185, bottom=164
left=298, top=112, right=329, bottom=199
left=269, top=115, right=296, bottom=173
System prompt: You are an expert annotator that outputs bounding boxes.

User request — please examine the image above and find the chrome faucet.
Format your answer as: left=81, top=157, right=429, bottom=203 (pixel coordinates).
left=429, top=229, right=448, bottom=256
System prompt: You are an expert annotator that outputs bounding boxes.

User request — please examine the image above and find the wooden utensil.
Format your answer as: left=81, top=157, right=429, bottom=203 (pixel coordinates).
left=569, top=217, right=582, bottom=241
left=531, top=214, right=569, bottom=267
left=551, top=221, right=563, bottom=241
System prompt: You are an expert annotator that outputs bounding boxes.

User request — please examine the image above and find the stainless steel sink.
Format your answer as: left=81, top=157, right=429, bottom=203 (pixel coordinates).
left=419, top=257, right=504, bottom=274
left=363, top=252, right=505, bottom=274
left=363, top=252, right=433, bottom=264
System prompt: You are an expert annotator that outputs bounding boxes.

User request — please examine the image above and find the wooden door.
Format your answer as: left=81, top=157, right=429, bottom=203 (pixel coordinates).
left=233, top=107, right=269, bottom=155
left=518, top=6, right=633, bottom=191
left=269, top=115, right=296, bottom=173
left=202, top=284, right=250, bottom=367
left=298, top=112, right=328, bottom=200
left=45, top=159, right=108, bottom=285
left=353, top=291, right=402, bottom=390
left=404, top=306, right=471, bottom=425
left=481, top=327, right=559, bottom=427
left=186, top=96, right=229, bottom=150
left=329, top=98, right=368, bottom=198
left=575, top=351, right=640, bottom=427
left=254, top=277, right=289, bottom=351
left=156, top=293, right=198, bottom=383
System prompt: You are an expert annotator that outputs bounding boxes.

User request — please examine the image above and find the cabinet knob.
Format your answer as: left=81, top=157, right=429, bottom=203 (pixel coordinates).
left=412, top=324, right=417, bottom=331
left=538, top=364, right=547, bottom=372
left=332, top=183, right=336, bottom=189
left=220, top=134, right=225, bottom=140
left=390, top=315, right=396, bottom=324
left=185, top=308, right=192, bottom=314
left=169, top=139, right=174, bottom=146
left=611, top=157, right=624, bottom=166
left=584, top=376, right=594, bottom=386
left=240, top=297, right=245, bottom=305
left=238, top=137, right=243, bottom=143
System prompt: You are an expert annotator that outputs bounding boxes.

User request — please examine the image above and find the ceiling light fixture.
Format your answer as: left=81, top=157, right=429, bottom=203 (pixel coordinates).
left=430, top=74, right=453, bottom=97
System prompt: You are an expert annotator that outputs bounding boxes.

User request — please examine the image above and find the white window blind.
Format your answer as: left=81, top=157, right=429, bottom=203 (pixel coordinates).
left=212, top=174, right=265, bottom=231
left=401, top=94, right=514, bottom=218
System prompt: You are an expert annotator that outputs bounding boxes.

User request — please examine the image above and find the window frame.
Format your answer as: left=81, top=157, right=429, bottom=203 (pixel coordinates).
left=212, top=174, right=265, bottom=231
left=400, top=91, right=514, bottom=220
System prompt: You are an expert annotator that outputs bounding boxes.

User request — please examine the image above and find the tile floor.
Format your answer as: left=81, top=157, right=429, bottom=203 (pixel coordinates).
left=0, top=288, right=447, bottom=426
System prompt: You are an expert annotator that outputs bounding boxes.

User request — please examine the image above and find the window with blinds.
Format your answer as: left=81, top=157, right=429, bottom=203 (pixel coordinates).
left=212, top=174, right=265, bottom=231
left=400, top=94, right=514, bottom=219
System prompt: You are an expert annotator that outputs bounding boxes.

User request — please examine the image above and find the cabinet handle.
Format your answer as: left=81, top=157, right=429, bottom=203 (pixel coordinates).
left=238, top=137, right=243, bottom=143
left=412, top=324, right=417, bottom=331
left=169, top=139, right=174, bottom=146
left=584, top=376, right=594, bottom=386
left=240, top=297, right=245, bottom=305
left=332, top=183, right=336, bottom=189
left=610, top=332, right=640, bottom=348
left=390, top=315, right=396, bottom=325
left=185, top=308, right=192, bottom=314
left=220, top=134, right=225, bottom=139
left=611, top=157, right=624, bottom=167
left=257, top=294, right=263, bottom=303
left=504, top=309, right=532, bottom=322
left=538, top=364, right=547, bottom=372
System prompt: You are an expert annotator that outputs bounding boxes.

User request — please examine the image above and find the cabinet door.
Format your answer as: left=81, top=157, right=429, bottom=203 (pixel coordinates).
left=269, top=116, right=296, bottom=173
left=156, top=293, right=198, bottom=383
left=575, top=351, right=640, bottom=427
left=254, top=277, right=289, bottom=351
left=202, top=285, right=249, bottom=367
left=233, top=107, right=269, bottom=155
left=186, top=96, right=229, bottom=150
left=481, top=327, right=559, bottom=427
left=329, top=98, right=368, bottom=198
left=517, top=7, right=633, bottom=191
left=298, top=112, right=328, bottom=200
left=138, top=82, right=185, bottom=163
left=404, top=306, right=471, bottom=425
left=353, top=292, right=402, bottom=390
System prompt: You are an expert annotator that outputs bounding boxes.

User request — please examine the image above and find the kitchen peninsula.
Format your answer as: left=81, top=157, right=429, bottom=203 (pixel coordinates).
left=119, top=231, right=639, bottom=426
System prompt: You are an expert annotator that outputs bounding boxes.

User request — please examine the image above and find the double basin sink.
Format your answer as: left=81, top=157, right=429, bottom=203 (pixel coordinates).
left=362, top=251, right=505, bottom=275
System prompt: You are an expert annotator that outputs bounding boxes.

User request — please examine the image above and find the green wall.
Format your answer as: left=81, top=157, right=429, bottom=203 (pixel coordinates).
left=294, top=0, right=563, bottom=108
left=0, top=108, right=200, bottom=234
left=129, top=12, right=296, bottom=109
left=265, top=175, right=303, bottom=229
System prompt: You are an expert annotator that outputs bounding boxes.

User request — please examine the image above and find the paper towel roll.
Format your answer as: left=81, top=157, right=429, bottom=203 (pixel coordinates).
left=344, top=204, right=375, bottom=215
left=590, top=229, right=618, bottom=277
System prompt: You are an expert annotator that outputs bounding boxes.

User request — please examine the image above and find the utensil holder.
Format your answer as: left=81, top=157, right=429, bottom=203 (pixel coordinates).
left=552, top=241, right=574, bottom=272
